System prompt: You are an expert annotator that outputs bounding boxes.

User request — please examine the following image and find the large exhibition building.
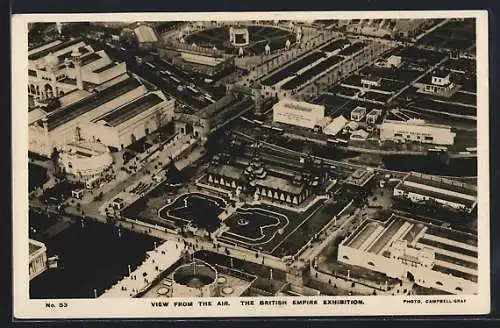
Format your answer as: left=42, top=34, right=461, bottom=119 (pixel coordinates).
left=338, top=214, right=478, bottom=295
left=272, top=98, right=326, bottom=129
left=28, top=38, right=175, bottom=156
left=378, top=119, right=456, bottom=146
left=393, top=172, right=477, bottom=214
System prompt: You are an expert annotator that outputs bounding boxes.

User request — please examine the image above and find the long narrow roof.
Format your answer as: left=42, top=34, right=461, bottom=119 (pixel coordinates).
left=94, top=93, right=164, bottom=127
left=46, top=77, right=142, bottom=131
left=28, top=37, right=84, bottom=61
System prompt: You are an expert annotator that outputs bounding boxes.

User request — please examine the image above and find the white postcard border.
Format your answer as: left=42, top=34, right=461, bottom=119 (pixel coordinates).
left=12, top=10, right=490, bottom=319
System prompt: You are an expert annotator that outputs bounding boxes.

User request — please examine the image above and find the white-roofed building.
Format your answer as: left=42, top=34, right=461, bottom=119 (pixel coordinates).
left=273, top=98, right=325, bottom=129
left=134, top=25, right=159, bottom=49
left=350, top=129, right=369, bottom=141
left=338, top=214, right=478, bottom=295
left=393, top=172, right=477, bottom=213
left=28, top=38, right=127, bottom=104
left=82, top=91, right=175, bottom=150
left=324, top=115, right=348, bottom=136
left=29, top=239, right=48, bottom=280
left=378, top=119, right=456, bottom=145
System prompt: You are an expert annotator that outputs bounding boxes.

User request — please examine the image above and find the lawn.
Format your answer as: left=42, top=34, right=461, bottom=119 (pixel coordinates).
left=271, top=199, right=352, bottom=257
left=218, top=198, right=325, bottom=254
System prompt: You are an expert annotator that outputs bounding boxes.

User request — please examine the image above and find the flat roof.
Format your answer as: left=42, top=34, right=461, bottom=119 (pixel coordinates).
left=345, top=169, right=375, bottom=187
left=343, top=215, right=478, bottom=282
left=321, top=39, right=351, bottom=53
left=401, top=222, right=426, bottom=244
left=198, top=94, right=235, bottom=118
left=94, top=93, right=163, bottom=127
left=395, top=183, right=476, bottom=208
left=405, top=173, right=477, bottom=197
left=93, top=62, right=118, bottom=73
left=347, top=222, right=379, bottom=249
left=261, top=51, right=326, bottom=86
left=57, top=46, right=90, bottom=61
left=338, top=42, right=366, bottom=57
left=46, top=77, right=142, bottom=131
left=367, top=109, right=382, bottom=116
left=29, top=242, right=42, bottom=255
left=29, top=39, right=62, bottom=53
left=81, top=52, right=102, bottom=66
left=281, top=55, right=343, bottom=90
left=275, top=99, right=325, bottom=112
left=351, top=106, right=366, bottom=114
left=28, top=38, right=84, bottom=61
left=433, top=265, right=477, bottom=282
left=418, top=237, right=477, bottom=257
left=134, top=25, right=159, bottom=43
left=368, top=218, right=406, bottom=254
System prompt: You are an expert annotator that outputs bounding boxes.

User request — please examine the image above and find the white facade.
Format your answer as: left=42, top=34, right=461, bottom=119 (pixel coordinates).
left=432, top=73, right=451, bottom=86
left=28, top=39, right=127, bottom=103
left=59, top=141, right=113, bottom=179
left=28, top=76, right=149, bottom=156
left=273, top=99, right=325, bottom=129
left=134, top=25, right=158, bottom=43
left=29, top=239, right=48, bottom=280
left=338, top=217, right=478, bottom=295
left=83, top=92, right=175, bottom=150
left=351, top=106, right=367, bottom=122
left=386, top=55, right=402, bottom=68
left=361, top=77, right=381, bottom=89
left=366, top=109, right=382, bottom=124
left=393, top=172, right=477, bottom=213
left=324, top=115, right=348, bottom=136
left=378, top=119, right=456, bottom=145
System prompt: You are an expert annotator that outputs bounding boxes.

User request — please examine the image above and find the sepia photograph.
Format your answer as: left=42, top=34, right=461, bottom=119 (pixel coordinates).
left=12, top=10, right=490, bottom=318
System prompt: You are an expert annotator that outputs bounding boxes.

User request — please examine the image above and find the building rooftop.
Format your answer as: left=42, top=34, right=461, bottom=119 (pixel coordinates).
left=281, top=55, right=343, bottom=90
left=80, top=52, right=103, bottom=66
left=100, top=240, right=185, bottom=298
left=261, top=51, right=326, bottom=86
left=361, top=75, right=382, bottom=83
left=342, top=215, right=478, bottom=282
left=345, top=168, right=375, bottom=187
left=351, top=106, right=367, bottom=115
left=347, top=221, right=379, bottom=249
left=321, top=38, right=351, bottom=53
left=198, top=93, right=236, bottom=119
left=338, top=42, right=366, bottom=57
left=255, top=174, right=305, bottom=195
left=93, top=93, right=164, bottom=127
left=29, top=239, right=46, bottom=256
left=368, top=218, right=406, bottom=254
left=395, top=182, right=476, bottom=208
left=46, top=76, right=142, bottom=131
left=275, top=99, right=325, bottom=113
left=367, top=108, right=382, bottom=116
left=134, top=25, right=159, bottom=43
left=93, top=62, right=118, bottom=73
left=380, top=119, right=453, bottom=130
left=28, top=37, right=84, bottom=61
left=208, top=164, right=244, bottom=181
left=405, top=172, right=477, bottom=197
left=29, top=39, right=62, bottom=54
